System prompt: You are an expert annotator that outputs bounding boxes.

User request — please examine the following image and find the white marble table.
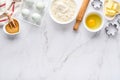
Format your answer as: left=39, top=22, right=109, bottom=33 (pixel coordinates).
left=0, top=0, right=120, bottom=80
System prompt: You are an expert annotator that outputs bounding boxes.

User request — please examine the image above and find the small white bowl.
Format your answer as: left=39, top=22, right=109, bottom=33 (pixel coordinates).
left=49, top=0, right=78, bottom=24
left=83, top=12, right=104, bottom=32
left=3, top=18, right=20, bottom=36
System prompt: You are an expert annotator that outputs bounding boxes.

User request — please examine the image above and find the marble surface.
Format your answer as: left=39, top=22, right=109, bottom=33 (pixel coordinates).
left=0, top=0, right=120, bottom=80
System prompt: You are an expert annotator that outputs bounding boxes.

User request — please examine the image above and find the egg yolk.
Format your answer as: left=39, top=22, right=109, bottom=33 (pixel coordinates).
left=88, top=19, right=96, bottom=27
left=86, top=14, right=102, bottom=30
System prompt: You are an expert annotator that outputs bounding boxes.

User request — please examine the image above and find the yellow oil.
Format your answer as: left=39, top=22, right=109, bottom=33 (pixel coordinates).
left=86, top=14, right=102, bottom=30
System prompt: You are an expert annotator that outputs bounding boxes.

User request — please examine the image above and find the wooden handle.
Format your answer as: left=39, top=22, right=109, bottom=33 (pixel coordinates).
left=73, top=20, right=81, bottom=30
left=3, top=13, right=11, bottom=21
left=73, top=0, right=90, bottom=31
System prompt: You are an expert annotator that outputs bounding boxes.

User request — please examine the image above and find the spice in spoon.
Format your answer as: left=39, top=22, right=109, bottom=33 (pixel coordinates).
left=5, top=19, right=19, bottom=34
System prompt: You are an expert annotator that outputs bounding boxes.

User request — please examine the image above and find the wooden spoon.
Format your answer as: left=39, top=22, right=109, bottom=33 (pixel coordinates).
left=73, top=0, right=90, bottom=31
left=3, top=13, right=16, bottom=28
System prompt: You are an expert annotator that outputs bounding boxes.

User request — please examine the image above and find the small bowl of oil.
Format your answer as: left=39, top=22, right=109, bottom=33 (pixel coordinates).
left=83, top=12, right=104, bottom=32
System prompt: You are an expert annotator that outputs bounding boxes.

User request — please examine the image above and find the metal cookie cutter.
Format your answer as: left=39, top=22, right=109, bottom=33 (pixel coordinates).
left=117, top=19, right=120, bottom=25
left=105, top=23, right=119, bottom=37
left=91, top=0, right=103, bottom=10
left=116, top=15, right=120, bottom=25
left=116, top=14, right=120, bottom=18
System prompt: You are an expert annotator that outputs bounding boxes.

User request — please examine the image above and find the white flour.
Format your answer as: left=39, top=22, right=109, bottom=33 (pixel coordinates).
left=51, top=0, right=77, bottom=22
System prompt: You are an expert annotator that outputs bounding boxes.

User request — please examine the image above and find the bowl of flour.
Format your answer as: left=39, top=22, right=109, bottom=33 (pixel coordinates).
left=49, top=0, right=78, bottom=24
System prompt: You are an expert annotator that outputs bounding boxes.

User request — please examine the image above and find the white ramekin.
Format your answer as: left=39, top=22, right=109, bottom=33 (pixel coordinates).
left=83, top=12, right=104, bottom=32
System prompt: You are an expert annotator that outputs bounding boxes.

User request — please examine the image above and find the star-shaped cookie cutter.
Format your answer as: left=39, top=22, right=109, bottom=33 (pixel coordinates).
left=105, top=22, right=119, bottom=37
left=91, top=0, right=103, bottom=10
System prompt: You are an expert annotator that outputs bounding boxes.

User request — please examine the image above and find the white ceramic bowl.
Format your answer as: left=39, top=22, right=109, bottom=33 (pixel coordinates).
left=83, top=12, right=104, bottom=32
left=3, top=18, right=20, bottom=36
left=49, top=0, right=78, bottom=24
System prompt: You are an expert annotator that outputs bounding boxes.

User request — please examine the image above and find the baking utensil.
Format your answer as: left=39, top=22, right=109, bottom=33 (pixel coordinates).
left=91, top=0, right=102, bottom=10
left=105, top=22, right=119, bottom=37
left=117, top=19, right=120, bottom=25
left=73, top=0, right=90, bottom=31
left=3, top=13, right=16, bottom=28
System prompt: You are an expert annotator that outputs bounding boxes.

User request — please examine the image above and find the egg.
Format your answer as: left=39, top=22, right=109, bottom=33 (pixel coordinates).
left=88, top=19, right=96, bottom=27
left=31, top=13, right=41, bottom=23
left=86, top=13, right=102, bottom=30
left=21, top=8, right=30, bottom=18
left=25, top=0, right=34, bottom=7
left=36, top=2, right=45, bottom=11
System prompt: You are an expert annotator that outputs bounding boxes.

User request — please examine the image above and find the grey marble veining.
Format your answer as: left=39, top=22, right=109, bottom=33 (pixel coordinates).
left=0, top=0, right=120, bottom=80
